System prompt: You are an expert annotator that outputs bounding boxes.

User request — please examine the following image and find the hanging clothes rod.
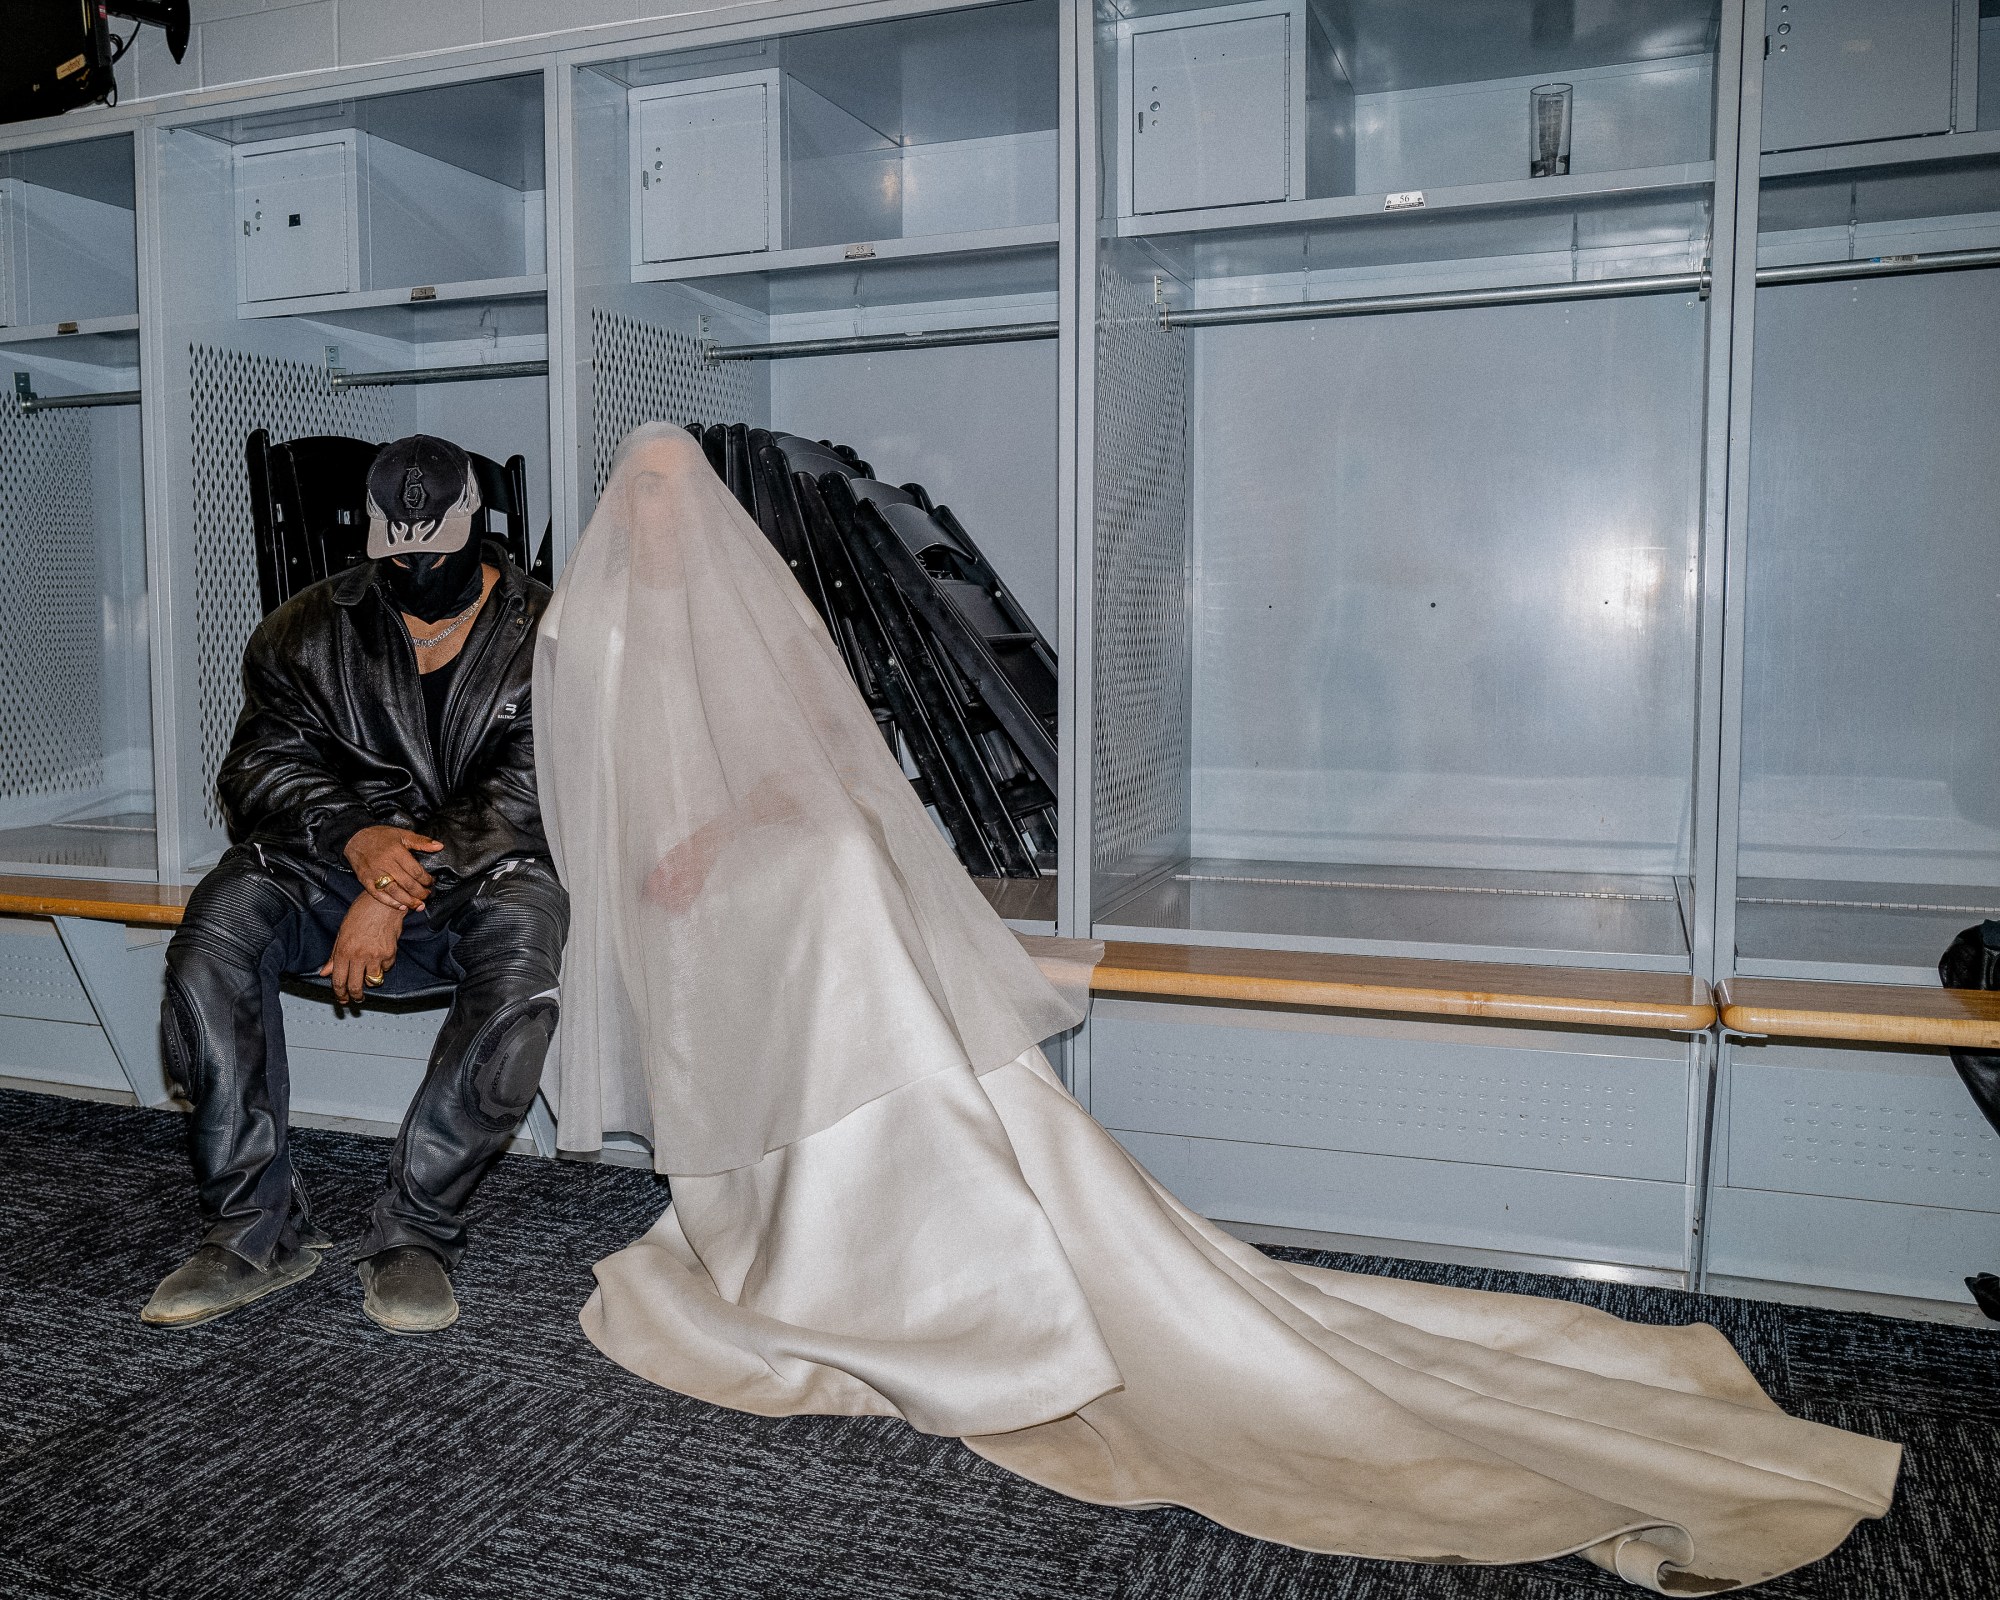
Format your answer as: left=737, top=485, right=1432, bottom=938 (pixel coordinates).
left=12, top=374, right=141, bottom=414
left=1163, top=271, right=1708, bottom=329
left=1163, top=245, right=2000, bottom=330
left=16, top=389, right=141, bottom=414
left=708, top=321, right=1059, bottom=362
left=328, top=359, right=549, bottom=390
left=1755, top=244, right=2000, bottom=287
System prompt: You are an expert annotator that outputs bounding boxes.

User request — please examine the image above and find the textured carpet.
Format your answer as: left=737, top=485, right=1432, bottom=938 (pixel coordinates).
left=1, top=1085, right=1993, bottom=1600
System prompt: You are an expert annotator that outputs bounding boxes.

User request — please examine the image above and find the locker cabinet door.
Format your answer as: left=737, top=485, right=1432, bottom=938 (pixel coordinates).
left=1132, top=16, right=1290, bottom=215
left=238, top=143, right=352, bottom=302
left=635, top=84, right=773, bottom=263
left=1761, top=0, right=1956, bottom=152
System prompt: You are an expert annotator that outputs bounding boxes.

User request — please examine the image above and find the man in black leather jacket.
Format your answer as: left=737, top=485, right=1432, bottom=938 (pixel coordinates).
left=142, top=435, right=568, bottom=1336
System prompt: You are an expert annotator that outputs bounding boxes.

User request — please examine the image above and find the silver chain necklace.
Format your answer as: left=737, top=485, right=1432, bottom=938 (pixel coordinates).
left=404, top=596, right=481, bottom=651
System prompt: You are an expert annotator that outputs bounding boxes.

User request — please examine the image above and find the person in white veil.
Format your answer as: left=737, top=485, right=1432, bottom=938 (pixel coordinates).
left=534, top=423, right=1897, bottom=1595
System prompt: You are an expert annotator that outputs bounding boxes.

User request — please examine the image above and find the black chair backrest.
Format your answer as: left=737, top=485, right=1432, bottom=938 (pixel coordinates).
left=246, top=429, right=549, bottom=618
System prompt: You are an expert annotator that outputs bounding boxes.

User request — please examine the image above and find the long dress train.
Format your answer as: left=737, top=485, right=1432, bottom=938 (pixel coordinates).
left=535, top=425, right=1898, bottom=1595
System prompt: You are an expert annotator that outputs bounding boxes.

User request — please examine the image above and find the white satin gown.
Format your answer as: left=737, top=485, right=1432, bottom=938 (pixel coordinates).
left=533, top=426, right=1898, bottom=1595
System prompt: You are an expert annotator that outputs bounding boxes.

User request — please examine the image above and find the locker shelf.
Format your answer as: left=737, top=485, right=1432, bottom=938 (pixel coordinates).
left=1097, top=860, right=1692, bottom=971
left=1734, top=879, right=2000, bottom=985
left=180, top=72, right=548, bottom=319
left=0, top=816, right=158, bottom=880
left=974, top=874, right=1057, bottom=934
left=0, top=317, right=139, bottom=365
left=236, top=273, right=547, bottom=324
left=1118, top=160, right=1714, bottom=246
left=1271, top=0, right=1717, bottom=93
left=602, top=1, right=1058, bottom=276
left=1105, top=0, right=1716, bottom=226
left=634, top=224, right=1057, bottom=290
left=1760, top=126, right=2000, bottom=180
left=1120, top=164, right=1713, bottom=306
left=1, top=136, right=140, bottom=332
left=0, top=313, right=139, bottom=344
left=1758, top=144, right=2000, bottom=255
left=569, top=6, right=1067, bottom=866
left=648, top=234, right=1058, bottom=321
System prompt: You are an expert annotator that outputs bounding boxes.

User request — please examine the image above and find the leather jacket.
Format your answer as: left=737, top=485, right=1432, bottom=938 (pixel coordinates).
left=216, top=544, right=552, bottom=909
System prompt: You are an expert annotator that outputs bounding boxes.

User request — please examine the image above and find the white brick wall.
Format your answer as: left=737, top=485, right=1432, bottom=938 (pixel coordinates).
left=115, top=0, right=768, bottom=101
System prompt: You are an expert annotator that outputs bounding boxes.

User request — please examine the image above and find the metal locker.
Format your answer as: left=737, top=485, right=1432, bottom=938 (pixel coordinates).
left=1131, top=12, right=1291, bottom=215
left=237, top=138, right=355, bottom=303
left=631, top=74, right=778, bottom=264
left=0, top=180, right=15, bottom=325
left=1761, top=0, right=1958, bottom=152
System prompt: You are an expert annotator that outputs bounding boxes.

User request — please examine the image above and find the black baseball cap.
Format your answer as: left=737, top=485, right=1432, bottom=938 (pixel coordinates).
left=365, top=434, right=482, bottom=560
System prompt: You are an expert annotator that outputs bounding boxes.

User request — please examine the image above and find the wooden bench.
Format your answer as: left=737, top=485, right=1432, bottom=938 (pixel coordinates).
left=0, top=874, right=190, bottom=928
left=1719, top=976, right=2000, bottom=1050
left=1089, top=940, right=1715, bottom=1031
left=2, top=873, right=1716, bottom=1034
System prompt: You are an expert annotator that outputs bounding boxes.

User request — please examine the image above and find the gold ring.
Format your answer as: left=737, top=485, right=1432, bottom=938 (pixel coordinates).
left=374, top=875, right=394, bottom=891
left=365, top=970, right=385, bottom=987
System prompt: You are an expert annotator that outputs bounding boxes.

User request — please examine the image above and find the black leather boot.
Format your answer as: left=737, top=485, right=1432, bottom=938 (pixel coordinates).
left=140, top=1242, right=320, bottom=1328
left=357, top=1245, right=459, bottom=1335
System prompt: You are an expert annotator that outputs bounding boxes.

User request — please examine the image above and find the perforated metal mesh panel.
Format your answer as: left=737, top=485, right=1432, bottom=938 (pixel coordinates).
left=1727, top=1050, right=2000, bottom=1211
left=188, top=345, right=391, bottom=830
left=590, top=309, right=752, bottom=497
left=0, top=405, right=100, bottom=806
left=0, top=921, right=100, bottom=1025
left=1091, top=263, right=1191, bottom=913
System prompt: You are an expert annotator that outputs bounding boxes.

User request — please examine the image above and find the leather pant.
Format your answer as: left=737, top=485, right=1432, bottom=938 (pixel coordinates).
left=161, top=844, right=569, bottom=1269
left=1940, top=919, right=2000, bottom=1138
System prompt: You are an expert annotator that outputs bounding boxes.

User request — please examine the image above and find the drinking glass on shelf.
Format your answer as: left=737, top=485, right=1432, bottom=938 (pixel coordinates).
left=1530, top=83, right=1573, bottom=178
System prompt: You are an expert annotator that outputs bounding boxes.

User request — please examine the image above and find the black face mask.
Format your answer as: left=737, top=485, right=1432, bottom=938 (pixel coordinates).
left=382, top=542, right=484, bottom=624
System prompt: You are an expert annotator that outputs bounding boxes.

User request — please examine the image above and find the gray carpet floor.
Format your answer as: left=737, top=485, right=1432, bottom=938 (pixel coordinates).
left=1, top=1084, right=1993, bottom=1600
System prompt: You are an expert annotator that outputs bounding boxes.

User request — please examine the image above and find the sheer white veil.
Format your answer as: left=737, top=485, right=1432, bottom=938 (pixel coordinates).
left=534, top=422, right=1081, bottom=1173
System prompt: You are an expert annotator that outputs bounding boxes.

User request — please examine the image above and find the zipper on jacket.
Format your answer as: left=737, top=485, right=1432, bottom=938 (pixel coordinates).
left=435, top=587, right=520, bottom=785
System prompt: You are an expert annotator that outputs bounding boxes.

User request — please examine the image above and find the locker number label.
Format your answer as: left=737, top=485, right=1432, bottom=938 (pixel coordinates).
left=1384, top=190, right=1426, bottom=211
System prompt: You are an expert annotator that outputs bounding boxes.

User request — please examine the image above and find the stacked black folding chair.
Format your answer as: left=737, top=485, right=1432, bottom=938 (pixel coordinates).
left=685, top=420, right=1057, bottom=881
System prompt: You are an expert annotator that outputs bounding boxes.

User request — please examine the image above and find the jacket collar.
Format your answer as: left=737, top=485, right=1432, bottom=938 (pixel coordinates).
left=332, top=540, right=533, bottom=613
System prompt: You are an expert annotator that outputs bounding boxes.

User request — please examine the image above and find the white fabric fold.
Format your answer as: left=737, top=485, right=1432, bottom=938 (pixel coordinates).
left=1014, top=933, right=1103, bottom=1015
left=535, top=425, right=1081, bottom=1174
left=540, top=424, right=1900, bottom=1594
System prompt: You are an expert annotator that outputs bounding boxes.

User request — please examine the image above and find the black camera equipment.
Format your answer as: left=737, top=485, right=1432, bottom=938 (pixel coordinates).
left=1, top=3, right=189, bottom=127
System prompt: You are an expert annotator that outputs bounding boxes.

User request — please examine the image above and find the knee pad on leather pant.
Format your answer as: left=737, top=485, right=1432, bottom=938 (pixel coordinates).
left=458, top=997, right=558, bottom=1132
left=160, top=966, right=207, bottom=1104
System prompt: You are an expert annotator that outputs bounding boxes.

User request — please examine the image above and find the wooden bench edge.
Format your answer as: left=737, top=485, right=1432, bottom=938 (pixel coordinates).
left=0, top=893, right=187, bottom=927
left=1091, top=963, right=1716, bottom=1032
left=1719, top=1002, right=2000, bottom=1050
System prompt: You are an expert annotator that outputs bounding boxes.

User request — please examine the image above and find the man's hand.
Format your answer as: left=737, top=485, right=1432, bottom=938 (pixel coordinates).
left=320, top=895, right=406, bottom=1005
left=344, top=825, right=444, bottom=911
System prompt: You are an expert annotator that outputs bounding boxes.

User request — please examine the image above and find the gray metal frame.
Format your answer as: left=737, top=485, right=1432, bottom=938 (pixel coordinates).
left=1707, top=0, right=1760, bottom=988
left=1690, top=0, right=1756, bottom=988
left=0, top=126, right=154, bottom=881
left=1080, top=3, right=1738, bottom=975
